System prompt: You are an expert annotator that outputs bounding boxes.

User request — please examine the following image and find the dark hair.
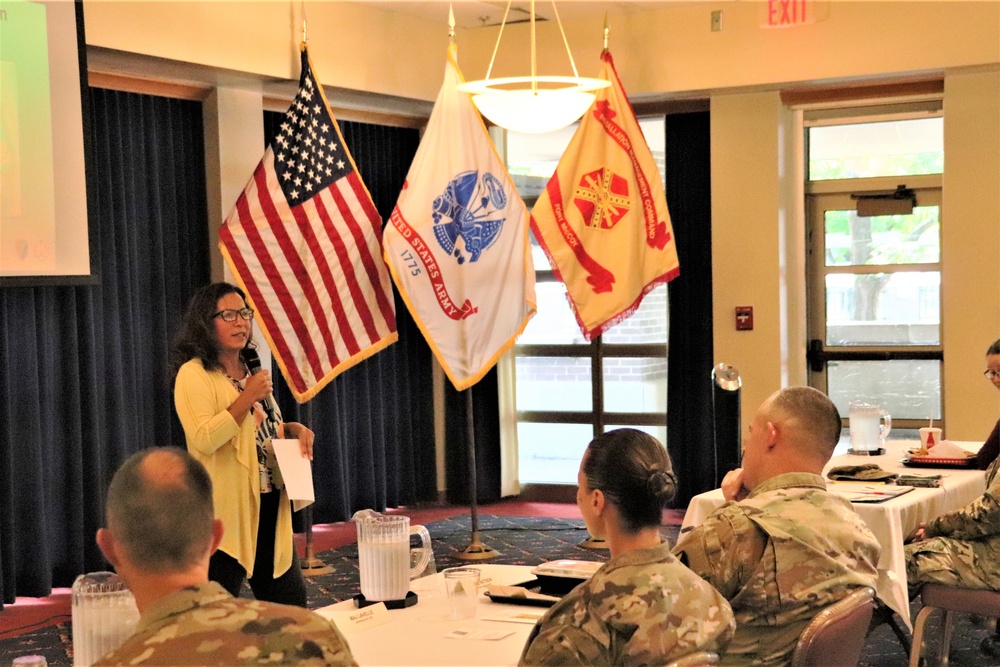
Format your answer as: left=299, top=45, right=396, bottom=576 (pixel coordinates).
left=987, top=339, right=1000, bottom=356
left=105, top=448, right=215, bottom=572
left=171, top=282, right=252, bottom=375
left=581, top=428, right=677, bottom=534
left=769, top=386, right=842, bottom=451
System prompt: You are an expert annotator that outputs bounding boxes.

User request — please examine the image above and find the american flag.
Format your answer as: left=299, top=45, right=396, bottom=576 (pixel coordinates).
left=220, top=47, right=397, bottom=403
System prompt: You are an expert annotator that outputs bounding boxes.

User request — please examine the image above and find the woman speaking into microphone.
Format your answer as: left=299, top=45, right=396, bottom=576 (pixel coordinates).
left=171, top=282, right=314, bottom=606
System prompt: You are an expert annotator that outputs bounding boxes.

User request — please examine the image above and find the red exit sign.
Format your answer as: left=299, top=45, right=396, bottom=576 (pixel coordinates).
left=760, top=0, right=830, bottom=28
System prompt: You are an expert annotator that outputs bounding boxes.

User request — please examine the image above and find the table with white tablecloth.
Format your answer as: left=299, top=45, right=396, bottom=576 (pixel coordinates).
left=680, top=440, right=987, bottom=629
left=317, top=564, right=542, bottom=666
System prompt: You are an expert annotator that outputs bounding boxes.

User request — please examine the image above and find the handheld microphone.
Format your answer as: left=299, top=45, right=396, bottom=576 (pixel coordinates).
left=240, top=347, right=279, bottom=425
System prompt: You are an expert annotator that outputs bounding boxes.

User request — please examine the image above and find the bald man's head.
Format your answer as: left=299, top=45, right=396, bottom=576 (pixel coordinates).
left=104, top=448, right=214, bottom=573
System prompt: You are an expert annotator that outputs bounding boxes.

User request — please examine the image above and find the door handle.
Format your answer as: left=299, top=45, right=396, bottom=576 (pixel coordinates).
left=808, top=339, right=941, bottom=374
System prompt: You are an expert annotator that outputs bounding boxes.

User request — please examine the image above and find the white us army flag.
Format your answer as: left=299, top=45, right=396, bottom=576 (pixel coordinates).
left=383, top=45, right=536, bottom=390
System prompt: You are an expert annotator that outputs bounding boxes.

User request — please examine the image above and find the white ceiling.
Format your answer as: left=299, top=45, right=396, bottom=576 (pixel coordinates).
left=343, top=1, right=674, bottom=30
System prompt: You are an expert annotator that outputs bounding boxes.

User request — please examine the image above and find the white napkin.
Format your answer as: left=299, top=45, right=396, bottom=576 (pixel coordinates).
left=913, top=439, right=974, bottom=459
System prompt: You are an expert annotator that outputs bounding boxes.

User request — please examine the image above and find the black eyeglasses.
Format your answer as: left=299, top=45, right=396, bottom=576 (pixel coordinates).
left=986, top=369, right=1000, bottom=381
left=212, top=308, right=255, bottom=322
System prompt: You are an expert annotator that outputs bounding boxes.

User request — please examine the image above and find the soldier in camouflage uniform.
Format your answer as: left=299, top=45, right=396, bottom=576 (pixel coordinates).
left=519, top=429, right=735, bottom=665
left=94, top=448, right=356, bottom=666
left=905, top=339, right=1000, bottom=593
left=673, top=387, right=881, bottom=667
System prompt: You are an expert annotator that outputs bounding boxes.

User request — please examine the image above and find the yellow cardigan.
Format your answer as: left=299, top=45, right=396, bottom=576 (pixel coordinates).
left=174, top=358, right=294, bottom=578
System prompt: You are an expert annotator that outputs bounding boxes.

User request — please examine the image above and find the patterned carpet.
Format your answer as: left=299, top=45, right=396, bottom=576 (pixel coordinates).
left=2, top=514, right=996, bottom=666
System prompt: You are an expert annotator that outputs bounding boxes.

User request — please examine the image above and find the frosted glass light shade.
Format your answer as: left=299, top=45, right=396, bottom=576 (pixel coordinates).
left=459, top=76, right=609, bottom=135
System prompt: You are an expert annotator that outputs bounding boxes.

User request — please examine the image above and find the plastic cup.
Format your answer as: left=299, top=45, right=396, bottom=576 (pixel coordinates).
left=919, top=427, right=943, bottom=455
left=442, top=567, right=481, bottom=620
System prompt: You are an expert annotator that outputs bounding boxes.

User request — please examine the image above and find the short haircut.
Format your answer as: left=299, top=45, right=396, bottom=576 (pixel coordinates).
left=987, top=338, right=1000, bottom=356
left=768, top=386, right=842, bottom=455
left=582, top=428, right=677, bottom=534
left=105, top=447, right=214, bottom=572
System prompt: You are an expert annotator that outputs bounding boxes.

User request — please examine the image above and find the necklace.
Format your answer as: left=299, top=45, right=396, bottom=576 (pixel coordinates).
left=221, top=357, right=247, bottom=381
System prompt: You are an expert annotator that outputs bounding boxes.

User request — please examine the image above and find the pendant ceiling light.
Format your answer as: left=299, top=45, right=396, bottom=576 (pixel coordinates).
left=458, top=0, right=609, bottom=135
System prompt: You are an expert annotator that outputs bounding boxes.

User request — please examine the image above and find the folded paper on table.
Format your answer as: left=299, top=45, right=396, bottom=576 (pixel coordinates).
left=272, top=438, right=314, bottom=502
left=317, top=601, right=390, bottom=635
left=829, top=483, right=914, bottom=503
left=482, top=608, right=548, bottom=624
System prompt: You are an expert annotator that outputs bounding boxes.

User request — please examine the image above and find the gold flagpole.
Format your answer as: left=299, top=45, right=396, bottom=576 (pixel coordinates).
left=455, top=387, right=498, bottom=560
left=292, top=2, right=334, bottom=577
left=450, top=2, right=495, bottom=562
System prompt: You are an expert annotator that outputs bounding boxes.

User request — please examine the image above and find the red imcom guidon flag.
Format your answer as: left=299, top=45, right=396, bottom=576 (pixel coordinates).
left=530, top=50, right=680, bottom=341
left=219, top=47, right=397, bottom=402
left=383, top=46, right=536, bottom=390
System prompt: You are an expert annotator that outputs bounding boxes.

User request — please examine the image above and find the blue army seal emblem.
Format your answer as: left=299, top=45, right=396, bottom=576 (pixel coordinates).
left=432, top=171, right=507, bottom=264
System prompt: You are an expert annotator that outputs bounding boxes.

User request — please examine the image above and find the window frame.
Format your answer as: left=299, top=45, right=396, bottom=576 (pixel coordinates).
left=507, top=117, right=670, bottom=490
left=804, top=107, right=945, bottom=433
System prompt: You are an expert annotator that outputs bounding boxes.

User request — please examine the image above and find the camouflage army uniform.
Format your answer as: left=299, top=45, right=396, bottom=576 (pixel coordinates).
left=518, top=541, right=735, bottom=666
left=905, top=456, right=1000, bottom=591
left=673, top=472, right=881, bottom=667
left=94, top=582, right=356, bottom=666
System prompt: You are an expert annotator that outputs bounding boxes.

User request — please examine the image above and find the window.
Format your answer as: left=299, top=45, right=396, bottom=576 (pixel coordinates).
left=507, top=118, right=668, bottom=485
left=805, top=105, right=944, bottom=440
left=809, top=117, right=943, bottom=180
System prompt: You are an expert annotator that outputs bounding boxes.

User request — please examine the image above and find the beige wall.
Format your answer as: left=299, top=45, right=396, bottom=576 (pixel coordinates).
left=81, top=1, right=1000, bottom=439
left=83, top=1, right=451, bottom=101
left=711, top=92, right=784, bottom=413
left=710, top=72, right=1000, bottom=437
left=941, top=69, right=1000, bottom=440
left=83, top=2, right=1000, bottom=102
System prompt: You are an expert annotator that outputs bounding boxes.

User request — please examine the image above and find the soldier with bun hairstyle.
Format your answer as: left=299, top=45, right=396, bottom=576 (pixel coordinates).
left=520, top=428, right=735, bottom=666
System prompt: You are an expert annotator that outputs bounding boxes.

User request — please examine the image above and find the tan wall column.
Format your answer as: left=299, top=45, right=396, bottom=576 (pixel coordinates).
left=202, top=86, right=270, bottom=367
left=711, top=91, right=803, bottom=432
left=942, top=69, right=1000, bottom=440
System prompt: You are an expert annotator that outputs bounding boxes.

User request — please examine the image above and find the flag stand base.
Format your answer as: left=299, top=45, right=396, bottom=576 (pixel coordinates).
left=454, top=533, right=499, bottom=561
left=580, top=536, right=608, bottom=550
left=301, top=556, right=335, bottom=577
left=300, top=505, right=334, bottom=576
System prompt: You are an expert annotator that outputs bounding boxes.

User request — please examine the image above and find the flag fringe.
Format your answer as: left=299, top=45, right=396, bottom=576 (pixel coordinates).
left=291, top=331, right=398, bottom=403
left=384, top=243, right=536, bottom=392
left=577, top=265, right=680, bottom=342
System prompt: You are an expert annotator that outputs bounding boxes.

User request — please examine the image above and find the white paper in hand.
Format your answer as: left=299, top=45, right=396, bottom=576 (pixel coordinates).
left=271, top=439, right=314, bottom=502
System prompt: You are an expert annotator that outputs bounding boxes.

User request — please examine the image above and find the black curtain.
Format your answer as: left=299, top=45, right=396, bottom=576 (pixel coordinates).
left=0, top=89, right=210, bottom=606
left=265, top=113, right=437, bottom=523
left=664, top=110, right=716, bottom=504
left=0, top=100, right=436, bottom=608
left=444, top=369, right=502, bottom=504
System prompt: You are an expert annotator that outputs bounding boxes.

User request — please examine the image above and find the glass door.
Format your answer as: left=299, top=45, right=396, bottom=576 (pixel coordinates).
left=806, top=185, right=943, bottom=439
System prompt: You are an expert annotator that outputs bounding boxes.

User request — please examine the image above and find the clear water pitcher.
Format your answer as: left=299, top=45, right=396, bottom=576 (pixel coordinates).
left=71, top=571, right=139, bottom=666
left=848, top=401, right=892, bottom=454
left=353, top=510, right=431, bottom=601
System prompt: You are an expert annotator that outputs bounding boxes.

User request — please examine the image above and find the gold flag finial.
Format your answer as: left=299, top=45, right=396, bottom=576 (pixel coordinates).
left=603, top=12, right=609, bottom=50
left=449, top=3, right=456, bottom=44
left=300, top=0, right=308, bottom=47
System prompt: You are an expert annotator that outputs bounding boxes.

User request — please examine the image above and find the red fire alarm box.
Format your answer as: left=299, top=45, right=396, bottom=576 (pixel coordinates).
left=735, top=306, right=753, bottom=331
